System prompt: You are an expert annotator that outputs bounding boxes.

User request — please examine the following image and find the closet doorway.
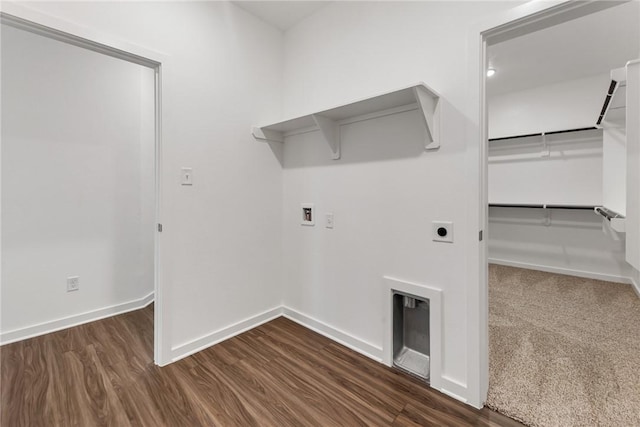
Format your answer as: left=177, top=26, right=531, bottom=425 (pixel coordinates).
left=483, top=3, right=640, bottom=425
left=0, top=9, right=166, bottom=365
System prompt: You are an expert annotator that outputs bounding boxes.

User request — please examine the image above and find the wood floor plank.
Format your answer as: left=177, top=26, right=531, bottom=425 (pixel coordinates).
left=62, top=344, right=132, bottom=427
left=138, top=363, right=220, bottom=426
left=326, top=342, right=500, bottom=425
left=259, top=333, right=403, bottom=423
left=1, top=338, right=60, bottom=427
left=89, top=316, right=150, bottom=369
left=180, top=361, right=276, bottom=426
left=102, top=358, right=161, bottom=427
left=399, top=401, right=491, bottom=427
left=228, top=358, right=325, bottom=427
left=392, top=412, right=424, bottom=427
left=1, top=305, right=523, bottom=427
left=268, top=356, right=372, bottom=426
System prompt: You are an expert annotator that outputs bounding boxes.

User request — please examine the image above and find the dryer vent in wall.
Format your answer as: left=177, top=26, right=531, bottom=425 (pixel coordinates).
left=393, top=292, right=430, bottom=382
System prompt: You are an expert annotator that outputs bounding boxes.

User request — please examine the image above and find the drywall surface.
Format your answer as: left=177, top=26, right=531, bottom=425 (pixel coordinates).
left=488, top=128, right=603, bottom=206
left=488, top=207, right=635, bottom=282
left=6, top=2, right=284, bottom=358
left=281, top=1, right=520, bottom=399
left=488, top=73, right=610, bottom=139
left=603, top=126, right=626, bottom=215
left=488, top=74, right=609, bottom=205
left=488, top=73, right=610, bottom=209
left=1, top=24, right=155, bottom=338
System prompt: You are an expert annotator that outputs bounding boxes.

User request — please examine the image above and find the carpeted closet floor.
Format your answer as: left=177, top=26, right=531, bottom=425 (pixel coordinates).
left=486, top=264, right=640, bottom=427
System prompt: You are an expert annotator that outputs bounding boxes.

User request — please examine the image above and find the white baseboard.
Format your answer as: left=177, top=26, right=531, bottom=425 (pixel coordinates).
left=0, top=291, right=154, bottom=345
left=282, top=305, right=472, bottom=405
left=489, top=258, right=633, bottom=285
left=282, top=306, right=383, bottom=362
left=440, top=375, right=468, bottom=404
left=631, top=274, right=640, bottom=298
left=170, top=306, right=283, bottom=363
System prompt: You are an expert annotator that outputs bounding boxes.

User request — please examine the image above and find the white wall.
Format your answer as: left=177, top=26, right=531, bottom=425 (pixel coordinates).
left=488, top=73, right=609, bottom=139
left=488, top=128, right=603, bottom=205
left=280, top=1, right=520, bottom=400
left=489, top=75, right=608, bottom=206
left=2, top=2, right=285, bottom=360
left=1, top=24, right=155, bottom=340
left=487, top=74, right=637, bottom=283
left=488, top=207, right=635, bottom=282
left=603, top=126, right=626, bottom=215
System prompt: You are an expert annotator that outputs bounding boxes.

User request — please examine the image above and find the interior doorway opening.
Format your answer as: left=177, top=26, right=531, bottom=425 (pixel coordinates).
left=0, top=11, right=164, bottom=365
left=481, top=2, right=640, bottom=425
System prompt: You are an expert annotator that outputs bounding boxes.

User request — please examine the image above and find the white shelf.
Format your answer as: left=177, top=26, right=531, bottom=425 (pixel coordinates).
left=252, top=83, right=440, bottom=160
left=598, top=67, right=627, bottom=129
left=611, top=217, right=626, bottom=233
left=595, top=206, right=626, bottom=233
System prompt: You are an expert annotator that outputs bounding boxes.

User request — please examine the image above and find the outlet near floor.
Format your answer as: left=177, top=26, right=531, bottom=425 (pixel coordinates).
left=67, top=276, right=80, bottom=292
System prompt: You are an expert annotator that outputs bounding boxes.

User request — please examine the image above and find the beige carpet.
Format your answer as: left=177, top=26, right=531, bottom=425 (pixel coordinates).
left=486, top=265, right=640, bottom=427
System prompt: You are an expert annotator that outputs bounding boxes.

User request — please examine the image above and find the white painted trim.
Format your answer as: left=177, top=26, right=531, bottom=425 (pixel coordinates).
left=382, top=277, right=444, bottom=393
left=489, top=258, right=634, bottom=285
left=0, top=292, right=154, bottom=345
left=282, top=307, right=383, bottom=362
left=630, top=273, right=640, bottom=297
left=440, top=376, right=468, bottom=404
left=0, top=2, right=168, bottom=66
left=169, top=306, right=283, bottom=365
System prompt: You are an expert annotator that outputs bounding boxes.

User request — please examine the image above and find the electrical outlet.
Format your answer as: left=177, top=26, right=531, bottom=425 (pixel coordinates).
left=432, top=221, right=453, bottom=243
left=67, top=276, right=80, bottom=292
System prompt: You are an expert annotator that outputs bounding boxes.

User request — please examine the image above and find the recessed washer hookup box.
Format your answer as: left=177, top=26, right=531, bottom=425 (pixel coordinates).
left=392, top=292, right=430, bottom=382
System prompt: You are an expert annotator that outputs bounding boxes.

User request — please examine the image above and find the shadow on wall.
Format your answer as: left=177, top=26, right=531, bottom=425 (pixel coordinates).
left=488, top=131, right=603, bottom=165
left=278, top=108, right=429, bottom=169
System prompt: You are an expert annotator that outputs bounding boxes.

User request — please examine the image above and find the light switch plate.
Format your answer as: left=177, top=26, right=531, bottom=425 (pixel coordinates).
left=432, top=221, right=453, bottom=243
left=181, top=168, right=193, bottom=186
left=325, top=213, right=334, bottom=229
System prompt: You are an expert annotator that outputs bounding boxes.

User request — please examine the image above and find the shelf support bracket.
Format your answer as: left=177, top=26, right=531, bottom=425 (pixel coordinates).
left=252, top=126, right=284, bottom=143
left=312, top=114, right=340, bottom=159
left=541, top=133, right=550, bottom=157
left=413, top=86, right=440, bottom=150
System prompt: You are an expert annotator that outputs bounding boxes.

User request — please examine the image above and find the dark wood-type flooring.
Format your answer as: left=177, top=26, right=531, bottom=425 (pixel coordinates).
left=1, top=305, right=522, bottom=426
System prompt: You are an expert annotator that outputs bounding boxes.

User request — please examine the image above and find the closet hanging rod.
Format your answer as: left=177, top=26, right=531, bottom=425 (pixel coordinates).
left=594, top=206, right=624, bottom=221
left=596, top=80, right=619, bottom=126
left=488, top=126, right=599, bottom=142
left=489, top=203, right=596, bottom=210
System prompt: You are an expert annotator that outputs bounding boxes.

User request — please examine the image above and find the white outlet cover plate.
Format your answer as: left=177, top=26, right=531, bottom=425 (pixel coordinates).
left=67, top=276, right=80, bottom=292
left=432, top=221, right=453, bottom=243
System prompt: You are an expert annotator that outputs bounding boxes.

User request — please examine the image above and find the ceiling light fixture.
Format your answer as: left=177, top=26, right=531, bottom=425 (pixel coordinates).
left=487, top=68, right=496, bottom=77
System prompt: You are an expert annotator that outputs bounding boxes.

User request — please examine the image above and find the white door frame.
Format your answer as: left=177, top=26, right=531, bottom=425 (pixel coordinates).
left=0, top=2, right=171, bottom=365
left=467, top=0, right=629, bottom=409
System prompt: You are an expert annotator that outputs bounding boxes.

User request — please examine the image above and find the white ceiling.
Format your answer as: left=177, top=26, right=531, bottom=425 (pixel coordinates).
left=487, top=1, right=640, bottom=95
left=232, top=1, right=638, bottom=92
left=232, top=1, right=330, bottom=31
